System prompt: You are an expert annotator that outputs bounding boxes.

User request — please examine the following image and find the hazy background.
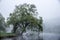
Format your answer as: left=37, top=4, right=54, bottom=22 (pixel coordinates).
left=0, top=0, right=60, bottom=33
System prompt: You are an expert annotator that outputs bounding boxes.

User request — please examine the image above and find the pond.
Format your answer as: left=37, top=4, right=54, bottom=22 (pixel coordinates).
left=43, top=33, right=60, bottom=40
left=1, top=32, right=43, bottom=40
left=1, top=33, right=60, bottom=40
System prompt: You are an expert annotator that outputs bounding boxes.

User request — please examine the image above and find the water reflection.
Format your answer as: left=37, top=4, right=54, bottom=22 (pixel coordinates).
left=1, top=33, right=60, bottom=40
left=1, top=36, right=43, bottom=40
left=1, top=32, right=43, bottom=40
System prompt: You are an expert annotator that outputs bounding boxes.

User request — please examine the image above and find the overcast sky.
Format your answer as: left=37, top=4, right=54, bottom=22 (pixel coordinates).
left=0, top=0, right=60, bottom=21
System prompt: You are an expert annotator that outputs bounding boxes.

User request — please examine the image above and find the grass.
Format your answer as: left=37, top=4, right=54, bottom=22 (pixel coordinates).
left=0, top=32, right=16, bottom=38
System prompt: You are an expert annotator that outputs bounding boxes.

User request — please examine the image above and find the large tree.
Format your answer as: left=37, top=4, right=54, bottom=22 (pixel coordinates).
left=7, top=3, right=43, bottom=35
left=0, top=13, right=6, bottom=32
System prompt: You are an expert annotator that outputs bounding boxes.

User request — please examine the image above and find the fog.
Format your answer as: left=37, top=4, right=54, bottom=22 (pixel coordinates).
left=0, top=0, right=60, bottom=33
left=0, top=0, right=60, bottom=20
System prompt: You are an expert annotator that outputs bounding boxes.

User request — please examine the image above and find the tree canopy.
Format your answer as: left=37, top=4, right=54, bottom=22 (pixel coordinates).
left=0, top=13, right=6, bottom=32
left=7, top=3, right=43, bottom=34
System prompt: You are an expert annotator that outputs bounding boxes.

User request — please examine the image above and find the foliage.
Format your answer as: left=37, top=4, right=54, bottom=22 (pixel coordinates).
left=7, top=3, right=43, bottom=34
left=0, top=13, right=6, bottom=32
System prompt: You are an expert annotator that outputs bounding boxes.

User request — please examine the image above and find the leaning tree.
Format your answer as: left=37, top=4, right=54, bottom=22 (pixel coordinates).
left=7, top=3, right=43, bottom=35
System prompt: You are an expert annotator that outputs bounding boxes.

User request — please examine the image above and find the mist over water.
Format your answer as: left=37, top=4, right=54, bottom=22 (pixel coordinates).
left=43, top=18, right=60, bottom=33
left=43, top=18, right=60, bottom=40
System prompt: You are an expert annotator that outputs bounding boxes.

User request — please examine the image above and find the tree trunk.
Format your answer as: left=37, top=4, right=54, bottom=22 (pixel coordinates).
left=13, top=24, right=18, bottom=33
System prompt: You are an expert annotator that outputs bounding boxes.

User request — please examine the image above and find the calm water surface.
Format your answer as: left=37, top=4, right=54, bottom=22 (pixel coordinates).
left=1, top=33, right=60, bottom=40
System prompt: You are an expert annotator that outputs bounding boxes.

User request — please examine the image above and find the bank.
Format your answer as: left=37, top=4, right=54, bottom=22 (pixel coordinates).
left=0, top=32, right=16, bottom=39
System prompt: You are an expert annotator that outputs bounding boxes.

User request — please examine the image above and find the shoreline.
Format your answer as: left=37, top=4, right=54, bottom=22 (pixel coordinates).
left=0, top=33, right=16, bottom=39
